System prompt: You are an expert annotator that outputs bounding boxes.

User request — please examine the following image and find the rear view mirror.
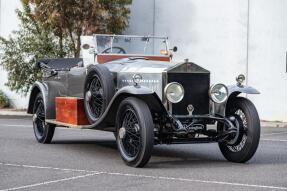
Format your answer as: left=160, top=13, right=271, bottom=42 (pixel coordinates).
left=172, top=46, right=178, bottom=52
left=82, top=44, right=90, bottom=50
left=82, top=43, right=97, bottom=55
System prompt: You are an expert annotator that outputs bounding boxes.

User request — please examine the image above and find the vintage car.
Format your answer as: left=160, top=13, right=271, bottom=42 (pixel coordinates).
left=27, top=34, right=260, bottom=167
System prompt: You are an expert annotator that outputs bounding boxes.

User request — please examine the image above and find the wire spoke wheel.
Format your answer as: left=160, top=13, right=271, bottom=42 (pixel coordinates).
left=116, top=97, right=154, bottom=167
left=32, top=93, right=55, bottom=144
left=86, top=74, right=104, bottom=119
left=84, top=65, right=115, bottom=124
left=119, top=108, right=141, bottom=159
left=33, top=97, right=45, bottom=137
left=227, top=109, right=248, bottom=152
left=218, top=97, right=260, bottom=163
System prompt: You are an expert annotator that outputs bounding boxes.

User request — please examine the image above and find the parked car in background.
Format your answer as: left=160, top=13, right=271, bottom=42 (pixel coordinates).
left=27, top=34, right=260, bottom=167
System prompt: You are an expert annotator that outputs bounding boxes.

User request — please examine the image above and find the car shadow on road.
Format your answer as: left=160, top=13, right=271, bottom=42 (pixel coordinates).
left=51, top=138, right=287, bottom=168
left=52, top=139, right=118, bottom=149
left=51, top=139, right=231, bottom=168
left=148, top=145, right=232, bottom=168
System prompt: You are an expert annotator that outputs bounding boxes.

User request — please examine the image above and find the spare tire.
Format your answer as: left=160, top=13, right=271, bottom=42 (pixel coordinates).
left=84, top=65, right=115, bottom=124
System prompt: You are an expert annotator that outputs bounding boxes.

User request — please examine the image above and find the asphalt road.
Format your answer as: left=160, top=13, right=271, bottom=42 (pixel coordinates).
left=0, top=117, right=287, bottom=191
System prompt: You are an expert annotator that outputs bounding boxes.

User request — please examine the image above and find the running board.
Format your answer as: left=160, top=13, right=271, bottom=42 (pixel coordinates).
left=45, top=119, right=91, bottom=129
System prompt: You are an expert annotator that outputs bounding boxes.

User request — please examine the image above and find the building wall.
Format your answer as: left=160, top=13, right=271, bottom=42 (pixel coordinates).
left=0, top=0, right=287, bottom=121
left=128, top=0, right=287, bottom=121
left=248, top=0, right=287, bottom=121
left=126, top=0, right=154, bottom=35
left=154, top=0, right=248, bottom=84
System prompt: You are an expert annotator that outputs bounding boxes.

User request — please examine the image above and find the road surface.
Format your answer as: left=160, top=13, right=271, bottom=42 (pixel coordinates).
left=0, top=117, right=287, bottom=191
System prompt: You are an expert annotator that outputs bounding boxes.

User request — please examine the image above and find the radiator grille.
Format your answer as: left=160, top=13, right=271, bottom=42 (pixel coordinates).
left=167, top=73, right=210, bottom=115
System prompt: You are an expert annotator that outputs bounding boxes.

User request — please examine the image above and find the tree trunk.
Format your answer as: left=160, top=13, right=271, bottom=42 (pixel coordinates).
left=75, top=34, right=81, bottom=58
left=58, top=31, right=64, bottom=58
left=67, top=28, right=77, bottom=57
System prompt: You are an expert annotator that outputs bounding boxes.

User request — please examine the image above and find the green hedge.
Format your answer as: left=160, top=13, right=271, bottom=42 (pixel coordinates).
left=0, top=90, right=9, bottom=108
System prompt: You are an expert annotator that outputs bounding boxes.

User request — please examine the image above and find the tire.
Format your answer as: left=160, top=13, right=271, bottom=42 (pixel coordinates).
left=32, top=93, right=55, bottom=144
left=116, top=97, right=154, bottom=167
left=218, top=97, right=260, bottom=163
left=84, top=65, right=115, bottom=124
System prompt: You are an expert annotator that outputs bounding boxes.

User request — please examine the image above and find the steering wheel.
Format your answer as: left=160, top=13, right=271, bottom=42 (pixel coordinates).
left=101, top=47, right=126, bottom=54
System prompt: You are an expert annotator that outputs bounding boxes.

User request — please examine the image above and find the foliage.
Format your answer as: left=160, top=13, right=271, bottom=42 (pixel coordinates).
left=0, top=90, right=9, bottom=108
left=28, top=0, right=132, bottom=57
left=0, top=2, right=67, bottom=94
left=0, top=0, right=132, bottom=94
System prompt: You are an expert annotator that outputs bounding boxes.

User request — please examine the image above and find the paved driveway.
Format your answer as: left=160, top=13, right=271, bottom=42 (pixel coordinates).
left=0, top=118, right=287, bottom=191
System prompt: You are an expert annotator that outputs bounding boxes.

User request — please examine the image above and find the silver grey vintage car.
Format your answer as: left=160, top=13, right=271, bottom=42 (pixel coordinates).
left=27, top=34, right=260, bottom=167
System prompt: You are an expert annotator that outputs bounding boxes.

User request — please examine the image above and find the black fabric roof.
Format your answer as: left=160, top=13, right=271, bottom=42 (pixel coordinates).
left=37, top=58, right=83, bottom=70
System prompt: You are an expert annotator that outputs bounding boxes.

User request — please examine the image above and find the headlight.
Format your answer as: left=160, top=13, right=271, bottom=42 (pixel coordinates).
left=209, top=84, right=228, bottom=103
left=164, top=82, right=184, bottom=103
left=236, top=74, right=245, bottom=86
left=132, top=74, right=142, bottom=85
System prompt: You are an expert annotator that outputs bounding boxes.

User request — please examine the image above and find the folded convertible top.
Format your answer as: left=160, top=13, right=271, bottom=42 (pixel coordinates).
left=37, top=58, right=83, bottom=70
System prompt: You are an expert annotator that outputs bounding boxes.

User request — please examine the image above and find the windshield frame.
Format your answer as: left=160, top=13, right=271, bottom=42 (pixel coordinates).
left=93, top=34, right=170, bottom=56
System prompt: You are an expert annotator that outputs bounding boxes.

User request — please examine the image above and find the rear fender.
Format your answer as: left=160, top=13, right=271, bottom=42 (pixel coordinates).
left=27, top=82, right=48, bottom=115
left=27, top=81, right=67, bottom=119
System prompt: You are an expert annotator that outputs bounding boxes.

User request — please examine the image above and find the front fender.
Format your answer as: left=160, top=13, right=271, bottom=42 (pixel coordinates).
left=228, top=85, right=260, bottom=96
left=214, top=85, right=260, bottom=116
left=86, top=85, right=167, bottom=130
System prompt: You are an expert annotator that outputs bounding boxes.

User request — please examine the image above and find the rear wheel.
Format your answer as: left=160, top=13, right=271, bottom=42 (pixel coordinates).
left=116, top=97, right=154, bottom=167
left=32, top=93, right=55, bottom=143
left=218, top=97, right=260, bottom=163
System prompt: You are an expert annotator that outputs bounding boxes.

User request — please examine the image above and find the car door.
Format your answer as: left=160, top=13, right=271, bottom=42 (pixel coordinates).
left=67, top=67, right=87, bottom=98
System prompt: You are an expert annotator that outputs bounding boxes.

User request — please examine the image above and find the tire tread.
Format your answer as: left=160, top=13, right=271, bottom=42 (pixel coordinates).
left=219, top=97, right=260, bottom=163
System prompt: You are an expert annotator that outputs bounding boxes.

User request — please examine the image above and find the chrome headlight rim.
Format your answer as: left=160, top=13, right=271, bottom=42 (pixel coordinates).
left=236, top=74, right=246, bottom=86
left=132, top=73, right=142, bottom=85
left=164, top=82, right=185, bottom=103
left=209, top=83, right=228, bottom=104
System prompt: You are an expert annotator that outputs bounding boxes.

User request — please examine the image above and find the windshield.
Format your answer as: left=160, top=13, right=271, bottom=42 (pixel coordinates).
left=95, top=34, right=169, bottom=56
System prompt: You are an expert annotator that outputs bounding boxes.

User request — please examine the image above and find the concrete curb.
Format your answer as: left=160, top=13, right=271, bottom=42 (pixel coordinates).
left=0, top=109, right=31, bottom=119
left=261, top=121, right=287, bottom=128
left=0, top=115, right=31, bottom=119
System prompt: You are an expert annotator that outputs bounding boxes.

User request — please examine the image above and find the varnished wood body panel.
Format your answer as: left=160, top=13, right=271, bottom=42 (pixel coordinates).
left=97, top=54, right=170, bottom=64
left=56, top=97, right=90, bottom=125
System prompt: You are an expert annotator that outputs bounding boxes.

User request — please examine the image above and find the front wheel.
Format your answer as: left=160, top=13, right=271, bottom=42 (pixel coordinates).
left=218, top=97, right=260, bottom=163
left=116, top=97, right=154, bottom=167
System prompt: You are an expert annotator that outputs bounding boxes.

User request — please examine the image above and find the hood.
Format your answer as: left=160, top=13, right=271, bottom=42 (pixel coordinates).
left=104, top=58, right=209, bottom=74
left=104, top=58, right=176, bottom=74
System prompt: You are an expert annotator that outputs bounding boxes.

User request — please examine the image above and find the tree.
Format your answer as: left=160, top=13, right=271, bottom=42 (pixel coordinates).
left=0, top=0, right=132, bottom=94
left=30, top=0, right=132, bottom=57
left=0, top=2, right=67, bottom=94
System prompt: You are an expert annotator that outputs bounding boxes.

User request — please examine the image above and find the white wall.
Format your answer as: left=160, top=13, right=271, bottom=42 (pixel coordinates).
left=248, top=0, right=287, bottom=121
left=128, top=0, right=287, bottom=121
left=128, top=0, right=249, bottom=84
left=0, top=0, right=28, bottom=109
left=1, top=0, right=287, bottom=121
left=154, top=0, right=249, bottom=85
left=126, top=0, right=154, bottom=35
